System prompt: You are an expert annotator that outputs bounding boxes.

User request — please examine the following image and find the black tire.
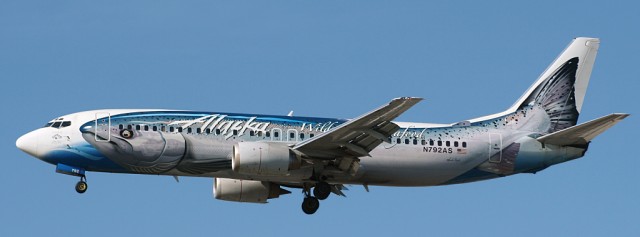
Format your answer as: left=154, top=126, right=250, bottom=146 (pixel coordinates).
left=75, top=181, right=88, bottom=194
left=313, top=182, right=331, bottom=200
left=301, top=197, right=320, bottom=215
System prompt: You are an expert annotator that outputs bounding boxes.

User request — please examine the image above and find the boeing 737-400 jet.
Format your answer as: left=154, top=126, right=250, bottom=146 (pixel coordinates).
left=16, top=37, right=628, bottom=214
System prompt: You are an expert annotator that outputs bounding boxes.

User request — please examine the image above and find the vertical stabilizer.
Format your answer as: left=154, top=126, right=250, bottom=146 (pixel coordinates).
left=471, top=38, right=600, bottom=133
left=513, top=37, right=600, bottom=114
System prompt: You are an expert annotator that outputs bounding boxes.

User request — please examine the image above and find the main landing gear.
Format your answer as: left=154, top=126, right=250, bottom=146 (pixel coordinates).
left=75, top=176, right=88, bottom=194
left=301, top=181, right=331, bottom=215
left=313, top=181, right=331, bottom=200
left=301, top=196, right=320, bottom=215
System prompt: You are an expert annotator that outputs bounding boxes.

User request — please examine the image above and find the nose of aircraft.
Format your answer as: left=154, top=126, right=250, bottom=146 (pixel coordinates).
left=16, top=131, right=39, bottom=157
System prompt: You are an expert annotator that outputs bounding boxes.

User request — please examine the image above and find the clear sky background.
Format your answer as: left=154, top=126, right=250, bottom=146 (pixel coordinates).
left=1, top=1, right=638, bottom=236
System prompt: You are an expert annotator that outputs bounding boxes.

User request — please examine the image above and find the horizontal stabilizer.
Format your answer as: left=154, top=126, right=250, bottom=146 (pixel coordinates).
left=537, top=113, right=629, bottom=146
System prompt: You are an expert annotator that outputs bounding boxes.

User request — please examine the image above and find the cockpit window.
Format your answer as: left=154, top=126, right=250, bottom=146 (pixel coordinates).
left=44, top=121, right=72, bottom=128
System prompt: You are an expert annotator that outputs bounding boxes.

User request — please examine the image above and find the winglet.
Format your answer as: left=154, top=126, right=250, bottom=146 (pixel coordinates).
left=537, top=113, right=629, bottom=146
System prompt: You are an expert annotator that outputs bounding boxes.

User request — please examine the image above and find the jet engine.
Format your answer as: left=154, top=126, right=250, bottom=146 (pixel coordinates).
left=232, top=142, right=301, bottom=176
left=213, top=178, right=290, bottom=203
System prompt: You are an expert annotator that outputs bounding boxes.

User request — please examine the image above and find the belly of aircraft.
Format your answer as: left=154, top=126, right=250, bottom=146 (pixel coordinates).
left=353, top=143, right=489, bottom=186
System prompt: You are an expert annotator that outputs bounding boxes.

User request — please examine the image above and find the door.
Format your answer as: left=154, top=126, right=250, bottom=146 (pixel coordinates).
left=271, top=128, right=282, bottom=141
left=489, top=133, right=502, bottom=163
left=95, top=112, right=111, bottom=142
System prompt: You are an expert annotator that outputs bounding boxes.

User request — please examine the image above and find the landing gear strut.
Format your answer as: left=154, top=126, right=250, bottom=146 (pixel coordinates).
left=75, top=176, right=88, bottom=194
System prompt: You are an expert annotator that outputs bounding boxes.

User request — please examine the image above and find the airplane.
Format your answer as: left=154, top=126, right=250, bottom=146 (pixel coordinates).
left=16, top=37, right=628, bottom=215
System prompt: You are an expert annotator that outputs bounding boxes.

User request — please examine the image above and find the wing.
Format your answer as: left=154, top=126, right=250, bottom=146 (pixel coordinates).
left=537, top=113, right=629, bottom=146
left=293, top=97, right=423, bottom=159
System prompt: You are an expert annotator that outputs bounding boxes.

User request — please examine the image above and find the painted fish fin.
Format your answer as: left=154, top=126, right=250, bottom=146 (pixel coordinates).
left=469, top=38, right=600, bottom=130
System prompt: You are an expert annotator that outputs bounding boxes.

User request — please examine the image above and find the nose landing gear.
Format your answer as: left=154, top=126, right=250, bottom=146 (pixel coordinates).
left=75, top=176, right=88, bottom=194
left=55, top=164, right=89, bottom=194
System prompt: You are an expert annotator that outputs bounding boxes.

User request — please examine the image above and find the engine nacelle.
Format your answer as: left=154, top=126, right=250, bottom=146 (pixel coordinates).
left=213, top=178, right=289, bottom=203
left=232, top=142, right=301, bottom=176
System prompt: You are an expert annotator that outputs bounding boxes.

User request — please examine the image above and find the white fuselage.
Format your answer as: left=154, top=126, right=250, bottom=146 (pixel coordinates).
left=17, top=109, right=586, bottom=187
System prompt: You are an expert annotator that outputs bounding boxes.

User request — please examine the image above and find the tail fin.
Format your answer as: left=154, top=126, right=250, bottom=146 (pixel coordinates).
left=509, top=37, right=600, bottom=133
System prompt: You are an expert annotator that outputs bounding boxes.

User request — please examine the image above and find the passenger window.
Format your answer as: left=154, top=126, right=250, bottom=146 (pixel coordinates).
left=169, top=127, right=175, bottom=132
left=161, top=126, right=166, bottom=132
left=177, top=127, right=183, bottom=133
left=127, top=125, right=132, bottom=130
left=462, top=142, right=467, bottom=148
left=215, top=129, right=221, bottom=135
left=454, top=141, right=459, bottom=147
left=446, top=141, right=450, bottom=147
left=136, top=125, right=141, bottom=130
left=421, top=140, right=426, bottom=145
left=429, top=140, right=434, bottom=146
left=153, top=126, right=158, bottom=131
left=290, top=133, right=295, bottom=139
left=187, top=128, right=192, bottom=133
left=413, top=139, right=418, bottom=145
left=196, top=128, right=201, bottom=134
left=205, top=128, right=210, bottom=134
left=119, top=124, right=124, bottom=130
left=310, top=134, right=314, bottom=138
left=396, top=138, right=401, bottom=144
left=233, top=130, right=238, bottom=135
left=144, top=125, right=149, bottom=131
left=257, top=131, right=263, bottom=137
left=250, top=131, right=255, bottom=136
left=437, top=141, right=442, bottom=146
left=266, top=132, right=271, bottom=137
left=405, top=139, right=409, bottom=144
left=300, top=133, right=305, bottom=139
left=274, top=132, right=279, bottom=138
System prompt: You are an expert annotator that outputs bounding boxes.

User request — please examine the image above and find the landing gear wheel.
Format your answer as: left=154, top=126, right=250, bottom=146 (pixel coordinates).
left=75, top=181, right=88, bottom=194
left=75, top=176, right=88, bottom=194
left=301, top=197, right=320, bottom=215
left=313, top=182, right=331, bottom=200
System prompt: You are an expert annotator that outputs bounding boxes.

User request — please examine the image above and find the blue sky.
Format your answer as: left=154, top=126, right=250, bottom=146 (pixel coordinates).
left=1, top=1, right=638, bottom=236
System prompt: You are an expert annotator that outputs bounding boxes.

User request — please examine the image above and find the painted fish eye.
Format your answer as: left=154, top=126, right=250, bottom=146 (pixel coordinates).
left=120, top=129, right=134, bottom=139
